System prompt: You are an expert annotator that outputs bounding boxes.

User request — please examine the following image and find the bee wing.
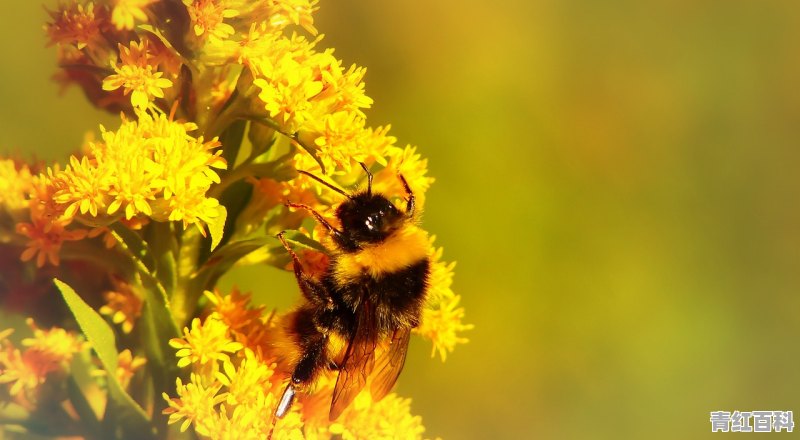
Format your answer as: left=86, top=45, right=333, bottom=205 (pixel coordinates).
left=369, top=326, right=411, bottom=401
left=330, top=299, right=377, bottom=420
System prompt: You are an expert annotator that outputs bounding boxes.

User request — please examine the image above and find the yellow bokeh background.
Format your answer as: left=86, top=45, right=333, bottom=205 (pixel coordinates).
left=4, top=1, right=800, bottom=439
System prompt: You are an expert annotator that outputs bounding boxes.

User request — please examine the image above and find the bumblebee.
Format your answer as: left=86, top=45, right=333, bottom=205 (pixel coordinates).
left=275, top=163, right=430, bottom=420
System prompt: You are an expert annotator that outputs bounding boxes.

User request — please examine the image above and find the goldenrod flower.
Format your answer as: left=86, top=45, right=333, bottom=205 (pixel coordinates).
left=91, top=349, right=147, bottom=389
left=371, top=144, right=434, bottom=210
left=254, top=52, right=324, bottom=133
left=45, top=1, right=107, bottom=50
left=170, top=315, right=244, bottom=374
left=297, top=111, right=375, bottom=172
left=15, top=218, right=88, bottom=267
left=163, top=374, right=226, bottom=434
left=54, top=155, right=110, bottom=219
left=215, top=348, right=275, bottom=408
left=418, top=294, right=472, bottom=362
left=327, top=392, right=427, bottom=440
left=264, top=0, right=319, bottom=35
left=21, top=318, right=88, bottom=367
left=415, top=241, right=473, bottom=361
left=48, top=110, right=225, bottom=234
left=183, top=0, right=238, bottom=41
left=99, top=277, right=143, bottom=334
left=0, top=159, right=34, bottom=220
left=103, top=41, right=174, bottom=108
left=0, top=343, right=40, bottom=408
left=111, top=0, right=155, bottom=31
left=0, top=321, right=87, bottom=408
left=204, top=289, right=266, bottom=337
left=116, top=349, right=147, bottom=389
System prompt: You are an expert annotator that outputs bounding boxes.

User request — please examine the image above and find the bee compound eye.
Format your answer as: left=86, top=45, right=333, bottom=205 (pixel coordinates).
left=364, top=214, right=379, bottom=231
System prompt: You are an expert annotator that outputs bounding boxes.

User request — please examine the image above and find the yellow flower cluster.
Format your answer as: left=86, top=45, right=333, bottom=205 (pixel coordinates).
left=103, top=40, right=175, bottom=108
left=0, top=320, right=87, bottom=409
left=416, top=240, right=473, bottom=361
left=163, top=289, right=432, bottom=439
left=11, top=109, right=226, bottom=268
left=99, top=276, right=143, bottom=334
left=56, top=110, right=226, bottom=225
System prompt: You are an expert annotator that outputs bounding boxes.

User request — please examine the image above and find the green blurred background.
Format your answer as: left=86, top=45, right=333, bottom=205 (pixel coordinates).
left=4, top=1, right=800, bottom=438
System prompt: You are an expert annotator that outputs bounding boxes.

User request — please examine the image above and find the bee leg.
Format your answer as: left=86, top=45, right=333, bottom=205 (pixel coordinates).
left=275, top=382, right=297, bottom=419
left=285, top=200, right=359, bottom=250
left=277, top=232, right=332, bottom=306
left=285, top=201, right=342, bottom=236
left=276, top=308, right=329, bottom=418
left=398, top=173, right=415, bottom=218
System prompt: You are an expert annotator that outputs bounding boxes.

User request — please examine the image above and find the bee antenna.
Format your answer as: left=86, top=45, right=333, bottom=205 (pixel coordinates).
left=298, top=170, right=350, bottom=198
left=359, top=162, right=373, bottom=196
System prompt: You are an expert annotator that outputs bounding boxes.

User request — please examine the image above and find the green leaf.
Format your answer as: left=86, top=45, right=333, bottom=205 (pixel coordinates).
left=219, top=119, right=247, bottom=169
left=192, top=237, right=271, bottom=291
left=54, top=279, right=156, bottom=440
left=280, top=230, right=327, bottom=253
left=67, top=375, right=102, bottom=439
left=216, top=178, right=253, bottom=248
left=55, top=279, right=118, bottom=372
left=208, top=204, right=227, bottom=252
left=246, top=119, right=276, bottom=159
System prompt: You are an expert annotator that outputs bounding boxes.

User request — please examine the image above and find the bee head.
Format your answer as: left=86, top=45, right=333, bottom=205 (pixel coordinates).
left=336, top=193, right=404, bottom=244
left=296, top=163, right=413, bottom=250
